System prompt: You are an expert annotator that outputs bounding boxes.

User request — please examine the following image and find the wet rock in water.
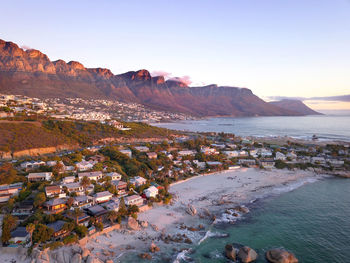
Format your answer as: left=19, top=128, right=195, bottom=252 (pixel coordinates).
left=151, top=224, right=159, bottom=231
left=266, top=249, right=298, bottom=263
left=184, top=238, right=193, bottom=244
left=140, top=220, right=149, bottom=228
left=234, top=205, right=249, bottom=214
left=238, top=246, right=258, bottom=263
left=139, top=253, right=152, bottom=260
left=127, top=216, right=140, bottom=230
left=225, top=244, right=236, bottom=261
left=186, top=204, right=197, bottom=216
left=149, top=242, right=160, bottom=253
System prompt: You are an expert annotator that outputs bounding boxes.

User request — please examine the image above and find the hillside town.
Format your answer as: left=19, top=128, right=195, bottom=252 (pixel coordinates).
left=0, top=94, right=193, bottom=122
left=0, top=128, right=349, bottom=254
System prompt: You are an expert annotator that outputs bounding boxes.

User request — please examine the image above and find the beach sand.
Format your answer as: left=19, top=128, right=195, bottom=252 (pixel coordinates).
left=85, top=168, right=323, bottom=262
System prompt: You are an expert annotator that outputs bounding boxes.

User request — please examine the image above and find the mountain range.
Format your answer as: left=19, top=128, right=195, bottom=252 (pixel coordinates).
left=0, top=39, right=320, bottom=117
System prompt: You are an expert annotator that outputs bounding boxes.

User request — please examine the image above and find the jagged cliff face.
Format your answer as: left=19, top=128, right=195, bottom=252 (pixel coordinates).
left=0, top=39, right=301, bottom=116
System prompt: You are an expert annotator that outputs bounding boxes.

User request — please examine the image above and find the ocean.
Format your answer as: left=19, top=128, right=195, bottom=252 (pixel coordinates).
left=149, top=115, right=350, bottom=262
left=153, top=114, right=350, bottom=142
left=186, top=177, right=350, bottom=263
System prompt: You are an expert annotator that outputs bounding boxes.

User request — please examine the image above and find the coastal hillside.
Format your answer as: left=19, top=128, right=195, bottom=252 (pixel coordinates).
left=0, top=39, right=302, bottom=117
left=268, top=99, right=322, bottom=115
left=0, top=119, right=170, bottom=155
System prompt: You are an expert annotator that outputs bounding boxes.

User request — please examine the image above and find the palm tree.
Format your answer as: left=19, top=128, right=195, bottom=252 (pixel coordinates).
left=70, top=208, right=83, bottom=224
left=80, top=176, right=91, bottom=190
left=26, top=223, right=35, bottom=245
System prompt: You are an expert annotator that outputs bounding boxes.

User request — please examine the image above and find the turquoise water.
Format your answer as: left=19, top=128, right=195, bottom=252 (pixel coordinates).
left=154, top=115, right=350, bottom=142
left=189, top=177, right=350, bottom=263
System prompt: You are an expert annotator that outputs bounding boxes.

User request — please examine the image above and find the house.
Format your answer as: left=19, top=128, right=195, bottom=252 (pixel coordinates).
left=328, top=159, right=344, bottom=167
left=72, top=195, right=94, bottom=209
left=178, top=150, right=196, bottom=157
left=206, top=161, right=223, bottom=167
left=27, top=172, right=52, bottom=182
left=0, top=193, right=12, bottom=203
left=106, top=172, right=122, bottom=181
left=260, top=159, right=276, bottom=169
left=275, top=152, right=287, bottom=161
left=135, top=146, right=149, bottom=152
left=20, top=161, right=46, bottom=170
left=85, top=205, right=108, bottom=223
left=147, top=152, right=158, bottom=159
left=46, top=161, right=57, bottom=167
left=65, top=211, right=90, bottom=226
left=0, top=182, right=22, bottom=197
left=104, top=198, right=120, bottom=212
left=144, top=186, right=158, bottom=198
left=120, top=149, right=132, bottom=158
left=286, top=152, right=298, bottom=160
left=9, top=227, right=30, bottom=245
left=13, top=200, right=34, bottom=215
left=43, top=198, right=67, bottom=214
left=125, top=195, right=144, bottom=206
left=47, top=220, right=70, bottom=239
left=93, top=191, right=113, bottom=204
left=78, top=171, right=103, bottom=182
left=45, top=185, right=65, bottom=198
left=238, top=159, right=256, bottom=166
left=62, top=176, right=75, bottom=184
left=224, top=151, right=239, bottom=158
left=76, top=161, right=94, bottom=171
left=111, top=180, right=128, bottom=195
left=88, top=155, right=105, bottom=163
left=311, top=157, right=326, bottom=165
left=201, top=147, right=218, bottom=155
left=64, top=182, right=84, bottom=195
left=130, top=176, right=147, bottom=187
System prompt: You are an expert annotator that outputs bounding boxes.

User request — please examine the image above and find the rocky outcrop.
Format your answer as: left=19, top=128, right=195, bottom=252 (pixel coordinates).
left=149, top=242, right=160, bottom=253
left=266, top=249, right=298, bottom=263
left=269, top=99, right=322, bottom=115
left=225, top=244, right=236, bottom=261
left=186, top=204, right=197, bottom=216
left=238, top=246, right=258, bottom=263
left=127, top=216, right=140, bottom=230
left=0, top=38, right=307, bottom=117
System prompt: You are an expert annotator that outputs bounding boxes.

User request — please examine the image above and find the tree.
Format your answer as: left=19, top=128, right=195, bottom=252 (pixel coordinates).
left=107, top=210, right=118, bottom=224
left=69, top=208, right=83, bottom=224
left=34, top=192, right=46, bottom=207
left=26, top=223, right=35, bottom=245
left=66, top=197, right=74, bottom=208
left=0, top=163, right=17, bottom=185
left=1, top=214, right=18, bottom=244
left=32, top=224, right=54, bottom=244
left=118, top=197, right=127, bottom=217
left=80, top=176, right=91, bottom=189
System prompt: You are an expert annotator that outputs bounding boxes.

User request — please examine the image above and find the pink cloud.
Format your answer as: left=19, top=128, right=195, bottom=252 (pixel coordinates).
left=169, top=76, right=192, bottom=86
left=21, top=45, right=33, bottom=50
left=151, top=70, right=172, bottom=78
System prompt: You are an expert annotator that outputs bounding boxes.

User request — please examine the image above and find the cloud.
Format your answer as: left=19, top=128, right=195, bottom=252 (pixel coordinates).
left=169, top=76, right=192, bottom=85
left=21, top=45, right=32, bottom=50
left=151, top=70, right=192, bottom=85
left=151, top=70, right=172, bottom=78
left=267, top=94, right=350, bottom=102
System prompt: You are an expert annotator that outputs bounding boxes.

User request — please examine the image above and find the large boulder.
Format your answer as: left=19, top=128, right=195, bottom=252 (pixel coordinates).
left=127, top=216, right=140, bottom=230
left=266, top=249, right=298, bottom=263
left=186, top=204, right=197, bottom=216
left=86, top=255, right=104, bottom=263
left=238, top=246, right=258, bottom=263
left=82, top=248, right=91, bottom=259
left=149, top=242, right=160, bottom=253
left=225, top=244, right=236, bottom=260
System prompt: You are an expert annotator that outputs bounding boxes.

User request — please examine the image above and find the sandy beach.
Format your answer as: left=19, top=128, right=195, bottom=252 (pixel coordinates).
left=84, top=167, right=324, bottom=262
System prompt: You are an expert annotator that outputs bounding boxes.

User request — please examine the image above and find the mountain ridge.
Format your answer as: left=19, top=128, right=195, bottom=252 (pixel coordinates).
left=269, top=99, right=322, bottom=115
left=0, top=39, right=311, bottom=117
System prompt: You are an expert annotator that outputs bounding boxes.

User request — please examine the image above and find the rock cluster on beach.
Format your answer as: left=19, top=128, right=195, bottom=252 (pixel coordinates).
left=224, top=244, right=298, bottom=263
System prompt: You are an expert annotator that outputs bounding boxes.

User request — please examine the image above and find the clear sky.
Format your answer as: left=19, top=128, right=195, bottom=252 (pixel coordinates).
left=1, top=0, right=350, bottom=109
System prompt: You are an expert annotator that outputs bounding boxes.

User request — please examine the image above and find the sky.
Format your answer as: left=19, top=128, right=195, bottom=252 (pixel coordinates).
left=1, top=0, right=350, bottom=109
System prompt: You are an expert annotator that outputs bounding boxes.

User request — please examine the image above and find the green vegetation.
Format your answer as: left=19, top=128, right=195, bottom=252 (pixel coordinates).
left=0, top=119, right=173, bottom=152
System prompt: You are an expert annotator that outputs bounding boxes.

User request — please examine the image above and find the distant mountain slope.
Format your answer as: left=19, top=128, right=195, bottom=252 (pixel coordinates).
left=269, top=99, right=322, bottom=115
left=0, top=39, right=303, bottom=117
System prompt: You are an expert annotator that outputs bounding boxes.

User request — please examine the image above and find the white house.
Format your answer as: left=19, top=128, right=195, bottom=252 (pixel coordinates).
left=144, top=186, right=158, bottom=198
left=275, top=152, right=287, bottom=161
left=120, top=149, right=132, bottom=158
left=27, top=172, right=52, bottom=182
left=130, top=176, right=147, bottom=187
left=125, top=194, right=144, bottom=206
left=93, top=191, right=113, bottom=204
left=135, top=146, right=149, bottom=152
left=20, top=161, right=45, bottom=170
left=64, top=182, right=84, bottom=195
left=106, top=172, right=122, bottom=181
left=78, top=171, right=103, bottom=182
left=224, top=151, right=239, bottom=158
left=76, top=160, right=94, bottom=171
left=62, top=176, right=75, bottom=184
left=178, top=150, right=196, bottom=157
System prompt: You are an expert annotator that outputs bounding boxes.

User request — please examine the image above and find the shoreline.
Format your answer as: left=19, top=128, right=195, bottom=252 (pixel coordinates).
left=86, top=168, right=326, bottom=262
